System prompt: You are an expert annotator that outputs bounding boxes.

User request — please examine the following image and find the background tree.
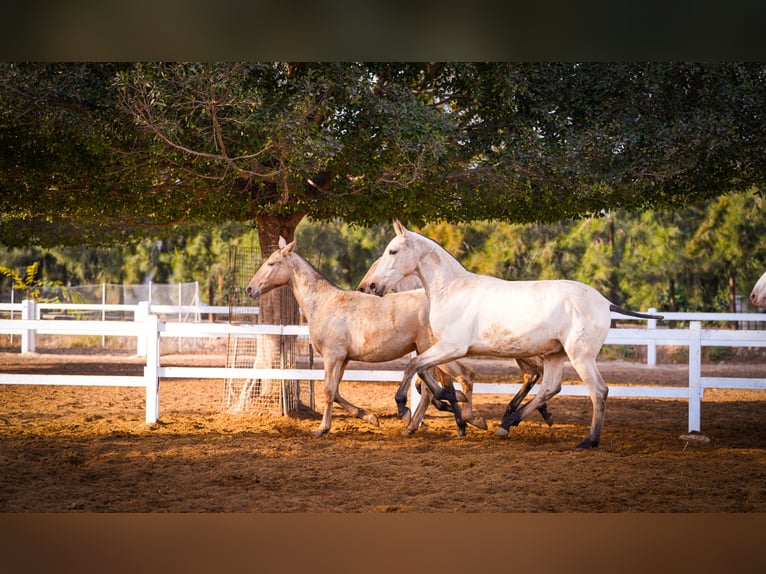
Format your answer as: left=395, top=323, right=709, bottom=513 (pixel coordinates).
left=687, top=190, right=766, bottom=311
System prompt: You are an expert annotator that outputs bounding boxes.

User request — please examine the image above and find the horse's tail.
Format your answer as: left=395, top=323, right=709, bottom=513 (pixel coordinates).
left=610, top=304, right=664, bottom=320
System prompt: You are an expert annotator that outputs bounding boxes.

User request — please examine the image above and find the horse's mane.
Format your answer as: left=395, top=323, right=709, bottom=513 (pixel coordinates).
left=409, top=229, right=471, bottom=275
left=292, top=250, right=347, bottom=292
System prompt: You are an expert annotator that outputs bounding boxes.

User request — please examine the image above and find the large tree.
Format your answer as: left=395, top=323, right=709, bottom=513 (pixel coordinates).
left=5, top=63, right=766, bottom=244
left=111, top=62, right=466, bottom=251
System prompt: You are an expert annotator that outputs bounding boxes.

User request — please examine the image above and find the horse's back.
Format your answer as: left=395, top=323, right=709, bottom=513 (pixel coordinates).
left=313, top=289, right=428, bottom=362
left=430, top=276, right=612, bottom=356
left=456, top=277, right=610, bottom=317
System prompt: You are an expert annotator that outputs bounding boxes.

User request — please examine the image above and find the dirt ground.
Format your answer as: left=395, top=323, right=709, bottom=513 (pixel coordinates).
left=1, top=348, right=765, bottom=513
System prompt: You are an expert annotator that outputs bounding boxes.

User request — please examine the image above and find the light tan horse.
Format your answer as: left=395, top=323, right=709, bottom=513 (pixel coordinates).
left=365, top=220, right=664, bottom=449
left=751, top=270, right=766, bottom=307
left=358, top=257, right=552, bottom=429
left=245, top=237, right=487, bottom=437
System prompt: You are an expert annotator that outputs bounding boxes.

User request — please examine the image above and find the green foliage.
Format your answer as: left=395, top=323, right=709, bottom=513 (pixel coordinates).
left=0, top=262, right=43, bottom=299
left=0, top=261, right=84, bottom=303
left=5, top=63, right=766, bottom=249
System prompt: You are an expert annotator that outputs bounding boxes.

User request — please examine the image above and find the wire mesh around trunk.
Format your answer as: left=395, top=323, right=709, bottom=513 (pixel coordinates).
left=221, top=243, right=313, bottom=416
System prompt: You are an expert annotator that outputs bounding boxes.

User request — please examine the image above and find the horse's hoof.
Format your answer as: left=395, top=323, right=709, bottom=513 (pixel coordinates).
left=400, top=409, right=412, bottom=425
left=469, top=416, right=488, bottom=431
left=575, top=438, right=599, bottom=450
left=311, top=428, right=329, bottom=438
left=401, top=427, right=417, bottom=437
left=366, top=413, right=380, bottom=427
left=543, top=414, right=554, bottom=427
left=494, top=426, right=509, bottom=437
left=457, top=427, right=466, bottom=438
left=501, top=411, right=522, bottom=428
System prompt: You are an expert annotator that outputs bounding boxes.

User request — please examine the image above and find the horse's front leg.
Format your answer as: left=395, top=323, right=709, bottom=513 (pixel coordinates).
left=396, top=343, right=468, bottom=430
left=313, top=358, right=345, bottom=437
left=396, top=341, right=467, bottom=436
left=394, top=361, right=418, bottom=424
left=407, top=375, right=435, bottom=432
left=440, top=363, right=488, bottom=431
left=414, top=367, right=466, bottom=436
left=407, top=368, right=465, bottom=431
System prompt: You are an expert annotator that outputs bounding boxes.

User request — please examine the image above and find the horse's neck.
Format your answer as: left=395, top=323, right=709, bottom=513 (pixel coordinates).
left=415, top=240, right=467, bottom=300
left=287, top=256, right=335, bottom=322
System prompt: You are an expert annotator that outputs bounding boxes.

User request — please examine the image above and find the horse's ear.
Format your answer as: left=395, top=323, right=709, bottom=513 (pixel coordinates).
left=393, top=219, right=406, bottom=237
left=277, top=236, right=296, bottom=254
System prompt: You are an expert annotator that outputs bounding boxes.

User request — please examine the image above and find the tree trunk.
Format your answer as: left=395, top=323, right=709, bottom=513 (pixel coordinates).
left=668, top=277, right=677, bottom=312
left=251, top=211, right=308, bottom=412
left=608, top=215, right=618, bottom=327
left=668, top=277, right=677, bottom=329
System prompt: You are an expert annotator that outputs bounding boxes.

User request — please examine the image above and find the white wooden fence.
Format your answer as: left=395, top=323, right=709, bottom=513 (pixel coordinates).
left=1, top=301, right=764, bottom=434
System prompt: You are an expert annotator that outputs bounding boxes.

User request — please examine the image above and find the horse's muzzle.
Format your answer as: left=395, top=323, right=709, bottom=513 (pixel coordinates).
left=368, top=283, right=386, bottom=297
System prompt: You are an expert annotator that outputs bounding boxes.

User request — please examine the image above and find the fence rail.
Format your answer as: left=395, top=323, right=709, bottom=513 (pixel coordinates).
left=1, top=301, right=765, bottom=435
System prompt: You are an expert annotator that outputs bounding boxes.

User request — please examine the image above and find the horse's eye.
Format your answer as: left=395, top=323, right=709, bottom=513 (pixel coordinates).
left=389, top=249, right=398, bottom=255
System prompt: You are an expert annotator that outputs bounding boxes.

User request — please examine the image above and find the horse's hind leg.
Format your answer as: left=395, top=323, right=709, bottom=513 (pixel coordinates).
left=512, top=359, right=554, bottom=426
left=495, top=352, right=565, bottom=436
left=568, top=357, right=608, bottom=449
left=502, top=372, right=537, bottom=417
left=454, top=377, right=487, bottom=431
left=502, top=372, right=555, bottom=427
left=333, top=392, right=379, bottom=428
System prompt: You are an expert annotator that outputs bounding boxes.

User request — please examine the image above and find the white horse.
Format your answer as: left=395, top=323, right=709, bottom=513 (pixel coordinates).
left=750, top=270, right=766, bottom=307
left=358, top=257, right=552, bottom=429
left=245, top=237, right=490, bottom=437
left=365, top=220, right=664, bottom=449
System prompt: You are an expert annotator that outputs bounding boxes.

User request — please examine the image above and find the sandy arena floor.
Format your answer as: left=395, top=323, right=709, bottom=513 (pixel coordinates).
left=1, top=349, right=765, bottom=513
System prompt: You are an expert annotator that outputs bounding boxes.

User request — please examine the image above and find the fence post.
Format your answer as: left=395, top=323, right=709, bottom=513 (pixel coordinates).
left=143, top=312, right=160, bottom=424
left=688, top=321, right=702, bottom=432
left=646, top=307, right=657, bottom=367
left=135, top=301, right=149, bottom=357
left=20, top=299, right=36, bottom=354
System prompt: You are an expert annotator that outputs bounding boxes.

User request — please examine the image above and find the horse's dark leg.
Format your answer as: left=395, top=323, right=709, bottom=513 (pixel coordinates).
left=398, top=345, right=469, bottom=437
left=415, top=376, right=456, bottom=413
left=416, top=367, right=466, bottom=437
left=502, top=372, right=539, bottom=418
left=496, top=353, right=565, bottom=436
left=502, top=372, right=555, bottom=428
left=430, top=397, right=455, bottom=413
left=395, top=367, right=415, bottom=422
left=538, top=404, right=554, bottom=427
left=576, top=437, right=599, bottom=449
